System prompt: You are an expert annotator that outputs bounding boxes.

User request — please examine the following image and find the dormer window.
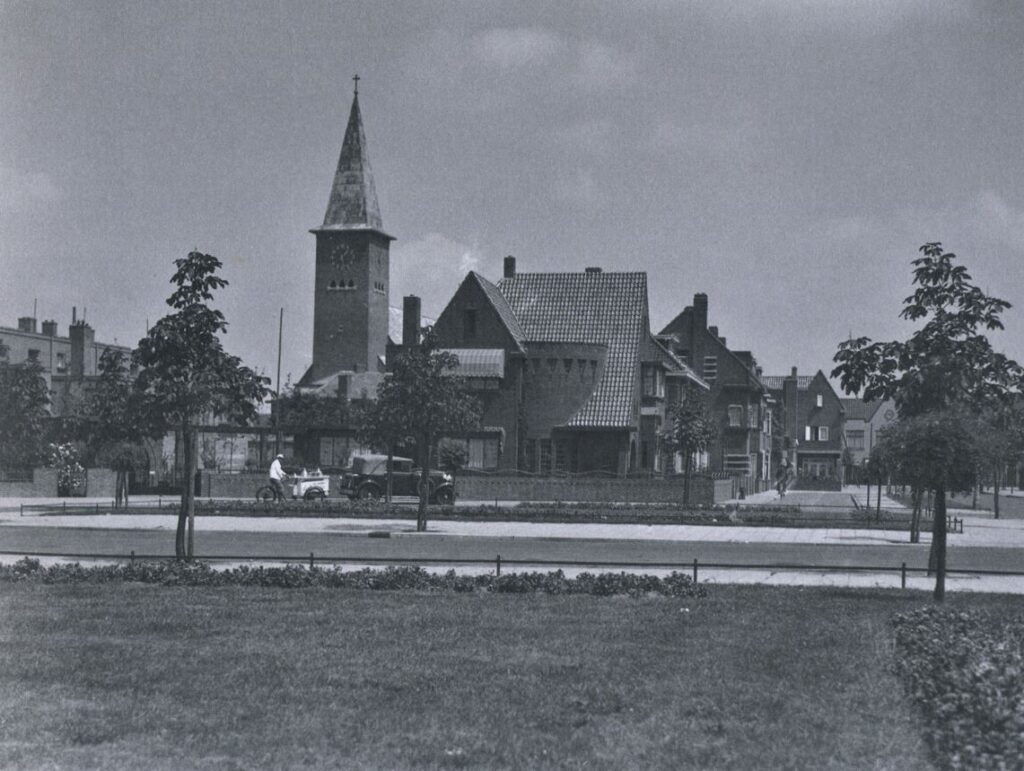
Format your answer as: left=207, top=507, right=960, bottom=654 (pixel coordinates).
left=816, top=393, right=823, bottom=408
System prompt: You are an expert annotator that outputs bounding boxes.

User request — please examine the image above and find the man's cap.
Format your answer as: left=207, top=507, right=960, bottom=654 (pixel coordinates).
left=276, top=454, right=284, bottom=459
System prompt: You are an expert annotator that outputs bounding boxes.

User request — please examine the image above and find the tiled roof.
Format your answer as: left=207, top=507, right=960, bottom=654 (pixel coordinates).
left=498, top=272, right=647, bottom=428
left=761, top=374, right=815, bottom=391
left=470, top=272, right=527, bottom=351
left=319, top=93, right=386, bottom=232
left=643, top=333, right=708, bottom=389
left=840, top=398, right=882, bottom=421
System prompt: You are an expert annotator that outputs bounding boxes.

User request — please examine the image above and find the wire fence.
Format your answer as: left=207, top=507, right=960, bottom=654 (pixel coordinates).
left=0, top=550, right=1018, bottom=589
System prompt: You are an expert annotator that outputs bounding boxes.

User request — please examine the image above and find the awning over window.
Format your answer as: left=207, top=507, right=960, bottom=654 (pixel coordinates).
left=440, top=348, right=505, bottom=378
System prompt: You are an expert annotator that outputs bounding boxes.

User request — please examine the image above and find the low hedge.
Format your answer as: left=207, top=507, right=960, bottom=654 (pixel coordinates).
left=892, top=607, right=1024, bottom=770
left=0, top=557, right=706, bottom=598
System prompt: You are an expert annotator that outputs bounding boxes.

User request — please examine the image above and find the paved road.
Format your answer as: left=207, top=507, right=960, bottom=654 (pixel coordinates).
left=3, top=525, right=1024, bottom=574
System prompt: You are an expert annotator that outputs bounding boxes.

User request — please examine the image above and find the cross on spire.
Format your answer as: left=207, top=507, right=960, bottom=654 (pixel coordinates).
left=352, top=74, right=359, bottom=96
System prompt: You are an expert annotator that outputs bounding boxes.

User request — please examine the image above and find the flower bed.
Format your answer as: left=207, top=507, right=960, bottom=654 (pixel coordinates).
left=892, top=607, right=1024, bottom=770
left=0, top=557, right=706, bottom=598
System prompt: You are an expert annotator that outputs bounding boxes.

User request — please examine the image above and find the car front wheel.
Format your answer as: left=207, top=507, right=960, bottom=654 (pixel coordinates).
left=434, top=487, right=454, bottom=506
left=357, top=485, right=380, bottom=501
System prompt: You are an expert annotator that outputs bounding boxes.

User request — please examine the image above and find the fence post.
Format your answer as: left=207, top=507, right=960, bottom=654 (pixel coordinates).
left=496, top=554, right=501, bottom=576
left=901, top=562, right=906, bottom=590
left=693, top=558, right=698, bottom=583
left=131, top=550, right=135, bottom=565
left=310, top=552, right=314, bottom=570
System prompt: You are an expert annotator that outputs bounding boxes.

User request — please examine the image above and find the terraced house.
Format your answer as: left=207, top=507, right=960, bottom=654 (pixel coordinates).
left=763, top=368, right=846, bottom=486
left=414, top=258, right=708, bottom=474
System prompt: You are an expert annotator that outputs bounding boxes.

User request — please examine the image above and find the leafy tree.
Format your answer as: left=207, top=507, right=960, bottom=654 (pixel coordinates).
left=274, top=386, right=351, bottom=430
left=0, top=357, right=51, bottom=471
left=68, top=348, right=160, bottom=506
left=46, top=442, right=85, bottom=496
left=833, top=243, right=1023, bottom=601
left=133, top=251, right=270, bottom=559
left=363, top=332, right=480, bottom=530
left=659, top=384, right=717, bottom=504
left=438, top=438, right=469, bottom=477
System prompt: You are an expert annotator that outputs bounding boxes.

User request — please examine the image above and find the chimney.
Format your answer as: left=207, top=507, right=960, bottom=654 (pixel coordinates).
left=791, top=366, right=798, bottom=378
left=72, top=306, right=77, bottom=324
left=503, top=255, right=516, bottom=279
left=719, top=336, right=727, bottom=347
left=69, top=321, right=95, bottom=379
left=42, top=320, right=58, bottom=337
left=692, top=293, right=708, bottom=331
left=402, top=296, right=421, bottom=347
left=708, top=326, right=719, bottom=339
left=17, top=316, right=37, bottom=334
left=584, top=267, right=602, bottom=274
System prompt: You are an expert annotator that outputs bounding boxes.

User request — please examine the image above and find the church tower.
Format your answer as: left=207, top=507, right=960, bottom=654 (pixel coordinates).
left=304, top=78, right=394, bottom=384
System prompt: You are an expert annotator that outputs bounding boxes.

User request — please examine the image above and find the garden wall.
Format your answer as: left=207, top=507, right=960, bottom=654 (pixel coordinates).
left=198, top=472, right=738, bottom=504
left=0, top=468, right=58, bottom=498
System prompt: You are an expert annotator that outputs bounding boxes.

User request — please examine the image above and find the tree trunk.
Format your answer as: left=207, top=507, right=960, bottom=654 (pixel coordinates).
left=910, top=487, right=921, bottom=544
left=416, top=434, right=431, bottom=532
left=993, top=464, right=1001, bottom=520
left=932, top=485, right=947, bottom=602
left=876, top=476, right=881, bottom=515
left=682, top=451, right=692, bottom=506
left=385, top=445, right=394, bottom=504
left=188, top=430, right=197, bottom=559
left=175, top=425, right=192, bottom=560
left=866, top=478, right=871, bottom=510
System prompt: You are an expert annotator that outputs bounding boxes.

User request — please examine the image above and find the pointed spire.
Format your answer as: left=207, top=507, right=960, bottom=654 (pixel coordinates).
left=320, top=77, right=384, bottom=231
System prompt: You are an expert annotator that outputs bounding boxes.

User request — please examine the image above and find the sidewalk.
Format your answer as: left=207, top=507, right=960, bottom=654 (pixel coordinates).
left=4, top=495, right=1024, bottom=548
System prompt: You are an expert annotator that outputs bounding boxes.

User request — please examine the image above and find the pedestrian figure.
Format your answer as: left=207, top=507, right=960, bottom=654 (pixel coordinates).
left=775, top=458, right=792, bottom=498
left=268, top=454, right=287, bottom=503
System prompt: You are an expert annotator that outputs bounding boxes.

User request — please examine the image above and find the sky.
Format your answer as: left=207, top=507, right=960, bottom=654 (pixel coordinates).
left=2, top=0, right=1023, bottom=392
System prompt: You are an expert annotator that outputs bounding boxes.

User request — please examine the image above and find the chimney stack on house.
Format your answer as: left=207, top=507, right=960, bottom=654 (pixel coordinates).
left=503, top=255, right=516, bottom=279
left=17, top=316, right=37, bottom=334
left=585, top=267, right=603, bottom=274
left=69, top=320, right=95, bottom=379
left=692, top=293, right=708, bottom=331
left=42, top=320, right=58, bottom=337
left=402, top=295, right=421, bottom=347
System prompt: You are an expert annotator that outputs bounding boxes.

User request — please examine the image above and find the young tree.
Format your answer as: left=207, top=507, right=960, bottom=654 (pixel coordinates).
left=0, top=357, right=51, bottom=471
left=133, top=251, right=270, bottom=559
left=833, top=243, right=1023, bottom=601
left=364, top=333, right=480, bottom=530
left=659, top=385, right=718, bottom=504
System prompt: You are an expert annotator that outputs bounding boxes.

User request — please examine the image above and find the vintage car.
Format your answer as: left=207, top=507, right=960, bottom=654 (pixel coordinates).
left=338, top=454, right=456, bottom=504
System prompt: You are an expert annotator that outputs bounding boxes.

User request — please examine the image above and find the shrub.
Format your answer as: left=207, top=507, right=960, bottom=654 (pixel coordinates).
left=892, top=607, right=1024, bottom=770
left=0, top=558, right=706, bottom=598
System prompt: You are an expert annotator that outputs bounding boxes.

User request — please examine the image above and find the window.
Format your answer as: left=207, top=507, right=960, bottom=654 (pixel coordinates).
left=642, top=366, right=656, bottom=397
left=27, top=349, right=39, bottom=361
left=816, top=393, right=823, bottom=408
left=55, top=352, right=68, bottom=373
left=846, top=430, right=865, bottom=450
left=463, top=437, right=500, bottom=470
left=818, top=426, right=829, bottom=442
left=553, top=439, right=568, bottom=473
left=748, top=405, right=759, bottom=429
left=538, top=439, right=552, bottom=473
left=805, top=425, right=812, bottom=442
left=728, top=404, right=743, bottom=427
left=703, top=356, right=718, bottom=383
left=463, top=309, right=477, bottom=341
left=524, top=439, right=536, bottom=472
left=724, top=454, right=751, bottom=473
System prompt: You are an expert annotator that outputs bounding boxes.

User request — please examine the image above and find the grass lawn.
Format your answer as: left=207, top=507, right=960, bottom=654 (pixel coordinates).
left=1, top=583, right=1017, bottom=770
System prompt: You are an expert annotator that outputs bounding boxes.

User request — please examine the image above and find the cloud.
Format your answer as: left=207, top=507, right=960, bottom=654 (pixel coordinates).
left=969, top=190, right=1024, bottom=253
left=0, top=165, right=64, bottom=214
left=553, top=119, right=617, bottom=154
left=390, top=232, right=500, bottom=318
left=471, top=27, right=564, bottom=71
left=553, top=168, right=602, bottom=206
left=571, top=41, right=638, bottom=90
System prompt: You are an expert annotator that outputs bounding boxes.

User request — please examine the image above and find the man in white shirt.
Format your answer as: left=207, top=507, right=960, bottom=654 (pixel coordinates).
left=269, top=454, right=287, bottom=502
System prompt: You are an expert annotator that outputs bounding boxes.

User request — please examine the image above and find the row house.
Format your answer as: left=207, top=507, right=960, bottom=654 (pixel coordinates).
left=763, top=368, right=845, bottom=483
left=412, top=258, right=708, bottom=475
left=658, top=294, right=772, bottom=489
left=840, top=398, right=897, bottom=482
